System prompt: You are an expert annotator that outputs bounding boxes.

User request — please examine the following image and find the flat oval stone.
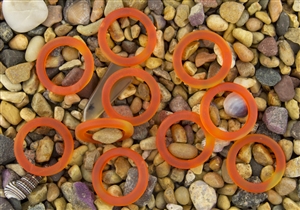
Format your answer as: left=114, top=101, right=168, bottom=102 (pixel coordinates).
left=168, top=143, right=198, bottom=159
left=3, top=0, right=48, bottom=33
left=255, top=67, right=281, bottom=86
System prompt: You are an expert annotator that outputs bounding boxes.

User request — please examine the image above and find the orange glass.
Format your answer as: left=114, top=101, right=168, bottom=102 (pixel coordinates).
left=92, top=148, right=148, bottom=206
left=227, top=134, right=286, bottom=193
left=75, top=118, right=134, bottom=144
left=14, top=118, right=74, bottom=176
left=200, top=82, right=258, bottom=141
left=102, top=68, right=160, bottom=126
left=36, top=36, right=94, bottom=95
left=156, top=111, right=215, bottom=169
left=173, top=30, right=232, bottom=89
left=98, top=8, right=156, bottom=66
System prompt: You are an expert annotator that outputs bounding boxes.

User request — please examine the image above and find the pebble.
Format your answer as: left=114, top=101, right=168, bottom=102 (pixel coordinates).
left=174, top=5, right=189, bottom=27
left=168, top=143, right=198, bottom=159
left=156, top=161, right=171, bottom=178
left=232, top=177, right=268, bottom=208
left=188, top=3, right=205, bottom=27
left=164, top=187, right=177, bottom=204
left=124, top=168, right=157, bottom=207
left=284, top=28, right=300, bottom=45
left=214, top=42, right=236, bottom=68
left=257, top=36, right=278, bottom=57
left=0, top=198, right=14, bottom=209
left=236, top=10, right=249, bottom=27
left=31, top=93, right=53, bottom=117
left=61, top=67, right=84, bottom=87
left=174, top=186, right=190, bottom=205
left=5, top=62, right=34, bottom=84
left=274, top=177, right=296, bottom=196
left=28, top=203, right=45, bottom=210
left=166, top=204, right=183, bottom=210
left=233, top=77, right=256, bottom=88
left=189, top=180, right=217, bottom=210
left=77, top=18, right=102, bottom=36
left=64, top=0, right=91, bottom=25
left=145, top=57, right=163, bottom=69
left=153, top=30, right=165, bottom=59
left=268, top=0, right=282, bottom=22
left=42, top=5, right=62, bottom=27
left=253, top=143, right=274, bottom=166
left=123, top=0, right=147, bottom=10
left=23, top=71, right=40, bottom=95
left=255, top=11, right=271, bottom=24
left=285, top=99, right=299, bottom=120
left=152, top=13, right=167, bottom=30
left=262, top=106, right=288, bottom=134
left=36, top=136, right=54, bottom=163
left=233, top=42, right=254, bottom=62
left=267, top=189, right=282, bottom=205
left=63, top=111, right=80, bottom=130
left=68, top=165, right=82, bottom=182
left=0, top=91, right=26, bottom=104
left=27, top=184, right=47, bottom=205
left=195, top=51, right=216, bottom=67
left=246, top=18, right=262, bottom=32
left=61, top=182, right=96, bottom=210
left=203, top=172, right=224, bottom=188
left=278, top=40, right=295, bottom=66
left=219, top=1, right=245, bottom=23
left=283, top=197, right=300, bottom=210
left=8, top=34, right=28, bottom=50
left=169, top=95, right=191, bottom=112
left=140, top=136, right=156, bottom=150
left=0, top=22, right=13, bottom=43
left=47, top=183, right=60, bottom=202
left=236, top=61, right=255, bottom=77
left=0, top=135, right=15, bottom=164
left=206, top=14, right=228, bottom=32
left=232, top=28, right=253, bottom=47
left=291, top=121, right=300, bottom=139
left=104, top=0, right=123, bottom=16
left=0, top=74, right=22, bottom=92
left=0, top=101, right=22, bottom=125
left=276, top=11, right=289, bottom=36
left=274, top=75, right=295, bottom=102
left=285, top=156, right=300, bottom=177
left=25, top=36, right=45, bottom=62
left=255, top=67, right=281, bottom=86
left=0, top=49, right=26, bottom=67
left=164, top=5, right=176, bottom=21
left=2, top=0, right=48, bottom=33
left=148, top=0, right=164, bottom=14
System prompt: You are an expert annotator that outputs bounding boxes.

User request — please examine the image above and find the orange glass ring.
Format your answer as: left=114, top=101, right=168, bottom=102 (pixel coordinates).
left=14, top=118, right=74, bottom=176
left=227, top=134, right=286, bottom=193
left=173, top=30, right=232, bottom=89
left=36, top=36, right=94, bottom=95
left=200, top=82, right=258, bottom=141
left=98, top=8, right=156, bottom=66
left=156, top=111, right=215, bottom=169
left=75, top=118, right=134, bottom=144
left=92, top=148, right=148, bottom=206
left=102, top=68, right=160, bottom=126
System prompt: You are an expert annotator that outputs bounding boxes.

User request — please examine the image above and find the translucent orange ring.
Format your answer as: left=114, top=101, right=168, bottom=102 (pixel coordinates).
left=156, top=111, right=215, bottom=169
left=75, top=118, right=134, bottom=144
left=36, top=36, right=94, bottom=95
left=92, top=148, right=148, bottom=206
left=200, top=82, right=257, bottom=141
left=227, top=134, right=286, bottom=193
left=102, top=68, right=161, bottom=126
left=14, top=118, right=74, bottom=176
left=173, top=30, right=232, bottom=89
left=98, top=8, right=156, bottom=66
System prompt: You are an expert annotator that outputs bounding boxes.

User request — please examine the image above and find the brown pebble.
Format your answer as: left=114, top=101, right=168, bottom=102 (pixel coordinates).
left=61, top=67, right=84, bottom=86
left=171, top=124, right=187, bottom=143
left=233, top=42, right=254, bottom=62
left=252, top=144, right=274, bottom=166
left=168, top=143, right=198, bottom=159
left=203, top=172, right=225, bottom=188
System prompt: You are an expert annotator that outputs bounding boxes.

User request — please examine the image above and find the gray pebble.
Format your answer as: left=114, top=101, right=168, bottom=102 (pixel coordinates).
left=27, top=25, right=47, bottom=37
left=262, top=106, right=288, bottom=135
left=169, top=95, right=191, bottom=112
left=121, top=40, right=138, bottom=54
left=132, top=123, right=149, bottom=140
left=291, top=121, right=300, bottom=139
left=0, top=49, right=25, bottom=67
left=255, top=67, right=281, bottom=86
left=276, top=11, right=289, bottom=37
left=0, top=22, right=13, bottom=43
left=274, top=75, right=295, bottom=102
left=0, top=135, right=15, bottom=164
left=148, top=0, right=164, bottom=14
left=0, top=198, right=14, bottom=210
left=0, top=39, right=4, bottom=51
left=152, top=13, right=167, bottom=30
left=28, top=203, right=46, bottom=210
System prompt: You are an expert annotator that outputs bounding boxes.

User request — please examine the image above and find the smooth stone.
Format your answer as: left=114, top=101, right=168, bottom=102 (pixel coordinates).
left=0, top=198, right=14, bottom=209
left=104, top=0, right=123, bottom=16
left=2, top=0, right=48, bottom=33
left=219, top=1, right=245, bottom=23
left=274, top=75, right=295, bottom=102
left=276, top=11, right=289, bottom=36
left=0, top=74, right=22, bottom=92
left=31, top=92, right=53, bottom=117
left=236, top=60, right=255, bottom=77
left=64, top=0, right=91, bottom=25
left=20, top=107, right=36, bottom=122
left=188, top=3, right=204, bottom=26
left=278, top=40, right=295, bottom=66
left=285, top=99, right=299, bottom=120
left=8, top=34, right=28, bottom=50
left=0, top=101, right=22, bottom=125
left=214, top=42, right=236, bottom=68
left=27, top=184, right=47, bottom=206
left=262, top=106, right=288, bottom=134
left=274, top=177, right=296, bottom=196
left=92, top=128, right=123, bottom=144
left=0, top=22, right=13, bottom=42
left=28, top=203, right=45, bottom=210
left=168, top=143, right=198, bottom=159
left=206, top=14, right=228, bottom=32
left=5, top=62, right=34, bottom=84
left=0, top=91, right=26, bottom=104
left=255, top=67, right=281, bottom=86
left=63, top=111, right=80, bottom=130
left=68, top=165, right=82, bottom=182
left=233, top=42, right=254, bottom=62
left=148, top=0, right=163, bottom=14
left=36, top=136, right=54, bottom=163
left=232, top=28, right=253, bottom=47
left=203, top=172, right=225, bottom=188
left=285, top=156, right=300, bottom=177
left=257, top=36, right=278, bottom=57
left=77, top=18, right=103, bottom=36
left=0, top=49, right=25, bottom=67
left=42, top=5, right=62, bottom=27
left=283, top=198, right=300, bottom=210
left=189, top=180, right=217, bottom=210
left=174, top=4, right=189, bottom=27
left=252, top=144, right=274, bottom=166
left=0, top=135, right=15, bottom=164
left=124, top=167, right=157, bottom=207
left=284, top=28, right=300, bottom=45
left=169, top=95, right=191, bottom=112
left=291, top=121, right=300, bottom=139
left=268, top=0, right=282, bottom=22
left=22, top=70, right=40, bottom=95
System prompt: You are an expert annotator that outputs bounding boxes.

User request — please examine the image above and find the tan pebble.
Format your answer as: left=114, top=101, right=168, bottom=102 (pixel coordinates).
left=233, top=42, right=254, bottom=62
left=77, top=18, right=103, bottom=36
left=217, top=184, right=238, bottom=196
left=164, top=5, right=176, bottom=21
left=59, top=59, right=82, bottom=71
left=68, top=165, right=82, bottom=181
left=261, top=24, right=276, bottom=37
left=296, top=51, right=300, bottom=72
left=203, top=172, right=225, bottom=188
left=206, top=14, right=228, bottom=32
left=130, top=96, right=142, bottom=114
left=232, top=28, right=253, bottom=47
left=182, top=41, right=199, bottom=60
left=294, top=140, right=300, bottom=155
left=64, top=94, right=81, bottom=106
left=217, top=195, right=231, bottom=210
left=257, top=202, right=271, bottom=210
left=176, top=24, right=193, bottom=41
left=69, top=145, right=88, bottom=166
left=102, top=170, right=122, bottom=184
left=168, top=143, right=198, bottom=159
left=183, top=61, right=197, bottom=76
left=209, top=104, right=220, bottom=126
left=171, top=124, right=187, bottom=143
left=247, top=2, right=262, bottom=16
left=268, top=0, right=283, bottom=22
left=219, top=1, right=244, bottom=23
left=145, top=57, right=163, bottom=69
left=253, top=144, right=274, bottom=166
left=233, top=77, right=256, bottom=88
left=267, top=189, right=282, bottom=205
left=255, top=97, right=267, bottom=111
left=174, top=4, right=189, bottom=27
left=278, top=139, right=293, bottom=161
left=20, top=107, right=36, bottom=122
left=275, top=177, right=297, bottom=196
left=62, top=46, right=79, bottom=62
left=268, top=90, right=281, bottom=106
left=47, top=183, right=60, bottom=202
left=164, top=187, right=177, bottom=204
left=283, top=197, right=300, bottom=210
left=92, top=128, right=123, bottom=144
left=54, top=23, right=73, bottom=36
left=156, top=191, right=167, bottom=209
left=221, top=159, right=234, bottom=184
left=36, top=136, right=54, bottom=163
left=252, top=32, right=265, bottom=44
left=0, top=114, right=10, bottom=129
left=130, top=24, right=140, bottom=39
left=224, top=23, right=236, bottom=43
left=49, top=92, right=64, bottom=103
left=159, top=176, right=175, bottom=190
left=5, top=62, right=34, bottom=84
left=285, top=99, right=299, bottom=120
left=208, top=156, right=222, bottom=171
left=90, top=0, right=104, bottom=22
left=140, top=136, right=156, bottom=150
left=195, top=51, right=216, bottom=67
left=107, top=185, right=122, bottom=197
left=278, top=40, right=295, bottom=66
left=9, top=34, right=28, bottom=50
left=259, top=54, right=280, bottom=68
left=31, top=92, right=53, bottom=117
left=214, top=41, right=236, bottom=68
left=236, top=163, right=252, bottom=179
left=260, top=165, right=274, bottom=182
left=255, top=11, right=271, bottom=24
left=44, top=27, right=56, bottom=42
left=0, top=101, right=22, bottom=125
left=54, top=106, right=64, bottom=122
left=156, top=161, right=171, bottom=178
left=246, top=18, right=263, bottom=32
left=94, top=197, right=114, bottom=210
left=109, top=21, right=124, bottom=42
left=0, top=91, right=26, bottom=104
left=114, top=156, right=131, bottom=179
left=54, top=197, right=67, bottom=210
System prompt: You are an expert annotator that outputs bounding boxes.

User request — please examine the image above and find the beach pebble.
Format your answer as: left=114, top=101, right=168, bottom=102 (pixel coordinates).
left=262, top=106, right=288, bottom=134
left=189, top=180, right=217, bottom=210
left=77, top=18, right=102, bottom=36
left=233, top=42, right=254, bottom=62
left=214, top=42, right=236, bottom=68
left=283, top=197, right=300, bottom=210
left=5, top=62, right=34, bottom=84
left=166, top=204, right=183, bottom=210
left=104, top=0, right=123, bottom=16
left=27, top=184, right=47, bottom=205
left=285, top=99, right=299, bottom=120
left=25, top=36, right=45, bottom=62
left=164, top=5, right=176, bottom=21
left=64, top=0, right=90, bottom=25
left=0, top=135, right=15, bottom=164
left=148, top=0, right=164, bottom=14
left=0, top=91, right=26, bottom=104
left=175, top=186, right=190, bottom=205
left=0, top=74, right=22, bottom=92
left=291, top=121, right=300, bottom=139
left=255, top=67, right=281, bottom=86
left=285, top=156, right=300, bottom=177
left=268, top=0, right=282, bottom=22
left=206, top=14, right=228, bottom=32
left=0, top=22, right=13, bottom=43
left=42, top=5, right=62, bottom=27
left=0, top=49, right=25, bottom=67
left=2, top=0, right=48, bottom=33
left=257, top=36, right=278, bottom=57
left=188, top=3, right=205, bottom=27
left=233, top=77, right=256, bottom=88
left=219, top=1, right=244, bottom=23
left=31, top=92, right=53, bottom=117
left=236, top=61, right=255, bottom=77
left=0, top=101, right=22, bottom=125
left=169, top=143, right=198, bottom=159
left=169, top=95, right=191, bottom=112
left=174, top=5, right=189, bottom=27
left=252, top=143, right=274, bottom=166
left=8, top=34, right=28, bottom=50
left=203, top=172, right=224, bottom=188
left=20, top=107, right=36, bottom=122
left=276, top=11, right=289, bottom=36
left=36, top=136, right=54, bottom=163
left=93, top=128, right=123, bottom=144
left=274, top=75, right=295, bottom=102
left=274, top=177, right=296, bottom=196
left=232, top=28, right=253, bottom=47
left=284, top=28, right=300, bottom=45
left=278, top=40, right=295, bottom=66
left=0, top=198, right=14, bottom=209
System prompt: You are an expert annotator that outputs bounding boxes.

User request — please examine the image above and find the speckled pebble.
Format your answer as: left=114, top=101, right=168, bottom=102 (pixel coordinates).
left=255, top=67, right=281, bottom=86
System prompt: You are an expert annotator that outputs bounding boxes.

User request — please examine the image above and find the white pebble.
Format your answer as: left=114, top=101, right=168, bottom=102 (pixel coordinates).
left=25, top=36, right=45, bottom=62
